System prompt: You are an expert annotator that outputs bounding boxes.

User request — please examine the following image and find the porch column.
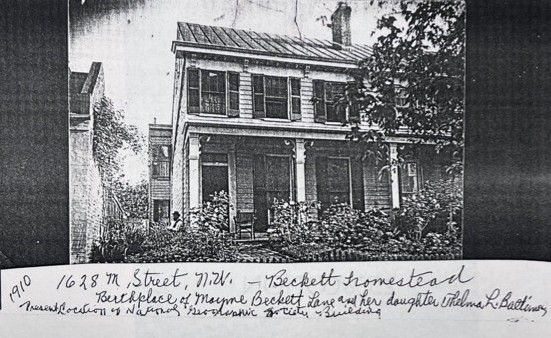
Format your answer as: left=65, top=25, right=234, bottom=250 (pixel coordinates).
left=389, top=143, right=400, bottom=209
left=188, top=133, right=201, bottom=209
left=228, top=143, right=237, bottom=233
left=295, top=138, right=306, bottom=202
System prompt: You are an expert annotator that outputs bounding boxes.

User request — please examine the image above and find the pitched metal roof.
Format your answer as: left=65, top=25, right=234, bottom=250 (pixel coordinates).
left=175, top=22, right=372, bottom=65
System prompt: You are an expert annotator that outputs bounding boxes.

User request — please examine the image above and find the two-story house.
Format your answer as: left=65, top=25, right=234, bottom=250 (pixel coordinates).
left=170, top=4, right=448, bottom=236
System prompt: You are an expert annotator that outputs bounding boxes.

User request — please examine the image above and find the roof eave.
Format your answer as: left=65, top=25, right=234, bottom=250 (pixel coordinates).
left=171, top=40, right=361, bottom=69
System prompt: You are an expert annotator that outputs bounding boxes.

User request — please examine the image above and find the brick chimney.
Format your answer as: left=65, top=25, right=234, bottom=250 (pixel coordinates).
left=331, top=2, right=352, bottom=49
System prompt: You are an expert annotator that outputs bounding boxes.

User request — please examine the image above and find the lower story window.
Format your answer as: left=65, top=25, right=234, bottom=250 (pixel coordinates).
left=316, top=157, right=351, bottom=207
left=153, top=200, right=170, bottom=222
left=401, top=161, right=420, bottom=193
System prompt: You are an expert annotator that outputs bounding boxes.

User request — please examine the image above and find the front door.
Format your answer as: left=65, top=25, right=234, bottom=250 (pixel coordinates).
left=253, top=155, right=291, bottom=232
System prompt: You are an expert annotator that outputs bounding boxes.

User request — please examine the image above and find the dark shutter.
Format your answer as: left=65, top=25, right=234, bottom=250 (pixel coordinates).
left=252, top=75, right=266, bottom=118
left=351, top=157, right=365, bottom=211
left=290, top=78, right=301, bottom=121
left=315, top=156, right=329, bottom=209
left=228, top=72, right=240, bottom=117
left=187, top=68, right=200, bottom=114
left=348, top=81, right=361, bottom=123
left=313, top=80, right=326, bottom=123
left=349, top=102, right=360, bottom=123
left=153, top=200, right=160, bottom=222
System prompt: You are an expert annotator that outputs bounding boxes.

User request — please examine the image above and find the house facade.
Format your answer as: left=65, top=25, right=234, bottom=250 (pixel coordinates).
left=170, top=4, right=448, bottom=234
left=148, top=122, right=173, bottom=223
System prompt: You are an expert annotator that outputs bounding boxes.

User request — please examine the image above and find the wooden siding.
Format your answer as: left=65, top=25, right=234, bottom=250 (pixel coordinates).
left=239, top=73, right=253, bottom=119
left=151, top=180, right=170, bottom=200
left=301, top=78, right=314, bottom=123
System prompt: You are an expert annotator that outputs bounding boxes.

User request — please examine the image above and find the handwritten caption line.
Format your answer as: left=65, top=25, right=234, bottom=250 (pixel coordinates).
left=4, top=265, right=549, bottom=319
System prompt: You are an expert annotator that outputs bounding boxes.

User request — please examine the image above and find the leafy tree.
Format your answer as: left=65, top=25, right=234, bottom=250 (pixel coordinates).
left=113, top=179, right=149, bottom=219
left=347, top=0, right=465, bottom=172
left=92, top=96, right=144, bottom=184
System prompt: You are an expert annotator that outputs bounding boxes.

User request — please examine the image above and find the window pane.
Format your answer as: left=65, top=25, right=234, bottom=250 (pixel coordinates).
left=266, top=98, right=287, bottom=118
left=265, top=76, right=288, bottom=118
left=401, top=162, right=418, bottom=193
left=202, top=93, right=226, bottom=114
left=327, top=158, right=350, bottom=204
left=326, top=103, right=335, bottom=121
left=154, top=145, right=170, bottom=160
left=265, top=77, right=287, bottom=97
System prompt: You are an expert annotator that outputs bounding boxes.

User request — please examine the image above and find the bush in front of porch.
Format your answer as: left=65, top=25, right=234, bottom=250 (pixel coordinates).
left=266, top=178, right=463, bottom=260
left=92, top=191, right=239, bottom=263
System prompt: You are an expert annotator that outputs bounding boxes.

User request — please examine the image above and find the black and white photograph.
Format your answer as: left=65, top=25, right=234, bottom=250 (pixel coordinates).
left=66, top=0, right=464, bottom=264
left=2, top=0, right=551, bottom=336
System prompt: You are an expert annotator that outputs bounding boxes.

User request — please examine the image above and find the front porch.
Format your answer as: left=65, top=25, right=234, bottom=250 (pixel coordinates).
left=183, top=133, right=400, bottom=236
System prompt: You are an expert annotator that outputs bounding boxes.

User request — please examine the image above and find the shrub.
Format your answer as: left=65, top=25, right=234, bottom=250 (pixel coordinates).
left=266, top=200, right=328, bottom=258
left=317, top=204, right=394, bottom=251
left=267, top=200, right=320, bottom=244
left=90, top=225, right=147, bottom=263
left=127, top=191, right=237, bottom=262
left=394, top=179, right=463, bottom=241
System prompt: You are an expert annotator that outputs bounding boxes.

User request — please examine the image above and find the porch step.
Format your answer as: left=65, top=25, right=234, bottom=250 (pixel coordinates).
left=235, top=232, right=269, bottom=243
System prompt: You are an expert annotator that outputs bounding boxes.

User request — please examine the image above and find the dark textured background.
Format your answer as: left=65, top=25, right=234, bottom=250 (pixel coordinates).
left=0, top=0, right=550, bottom=266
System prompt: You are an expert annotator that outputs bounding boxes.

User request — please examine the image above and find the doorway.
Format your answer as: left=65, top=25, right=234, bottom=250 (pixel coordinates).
left=253, top=154, right=292, bottom=232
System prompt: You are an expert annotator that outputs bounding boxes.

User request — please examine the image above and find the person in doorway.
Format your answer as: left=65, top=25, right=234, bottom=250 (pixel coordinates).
left=168, top=211, right=183, bottom=232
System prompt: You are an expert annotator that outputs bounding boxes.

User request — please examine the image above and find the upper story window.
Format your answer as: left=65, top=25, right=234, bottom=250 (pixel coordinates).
left=395, top=85, right=408, bottom=108
left=313, top=81, right=359, bottom=123
left=152, top=145, right=171, bottom=179
left=187, top=68, right=239, bottom=116
left=252, top=75, right=301, bottom=120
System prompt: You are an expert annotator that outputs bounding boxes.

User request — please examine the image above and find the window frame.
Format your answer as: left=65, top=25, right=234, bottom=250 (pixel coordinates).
left=400, top=160, right=422, bottom=194
left=325, top=156, right=353, bottom=205
left=151, top=145, right=171, bottom=180
left=313, top=80, right=348, bottom=123
left=394, top=85, right=408, bottom=108
left=252, top=74, right=302, bottom=120
left=153, top=199, right=170, bottom=222
left=187, top=68, right=240, bottom=117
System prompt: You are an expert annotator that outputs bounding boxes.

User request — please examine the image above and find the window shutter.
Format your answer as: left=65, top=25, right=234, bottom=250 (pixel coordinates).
left=348, top=81, right=361, bottom=123
left=349, top=102, right=360, bottom=123
left=315, top=156, right=329, bottom=210
left=252, top=75, right=266, bottom=118
left=153, top=200, right=160, bottom=222
left=187, top=68, right=200, bottom=114
left=313, top=80, right=326, bottom=123
left=227, top=72, right=240, bottom=117
left=351, top=157, right=365, bottom=211
left=290, top=78, right=301, bottom=121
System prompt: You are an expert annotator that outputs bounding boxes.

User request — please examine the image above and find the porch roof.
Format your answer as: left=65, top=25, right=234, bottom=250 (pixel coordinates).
left=183, top=117, right=425, bottom=145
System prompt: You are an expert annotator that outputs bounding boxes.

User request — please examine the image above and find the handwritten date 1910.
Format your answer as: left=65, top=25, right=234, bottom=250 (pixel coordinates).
left=9, top=274, right=31, bottom=303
